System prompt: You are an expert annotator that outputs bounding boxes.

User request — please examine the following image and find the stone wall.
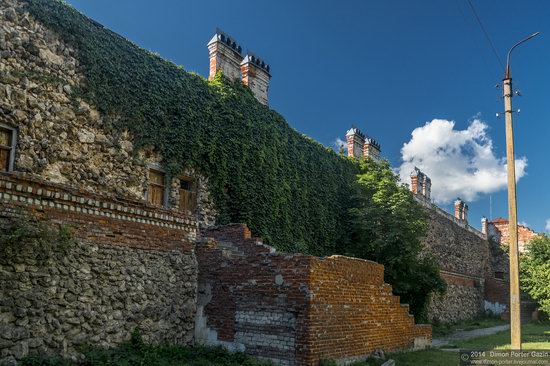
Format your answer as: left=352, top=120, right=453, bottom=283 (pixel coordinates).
left=422, top=208, right=499, bottom=323
left=0, top=0, right=218, bottom=228
left=0, top=173, right=198, bottom=364
left=196, top=224, right=431, bottom=366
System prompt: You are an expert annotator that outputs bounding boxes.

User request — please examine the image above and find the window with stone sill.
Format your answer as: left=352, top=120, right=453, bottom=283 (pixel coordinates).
left=0, top=125, right=16, bottom=172
left=147, top=169, right=166, bottom=207
left=495, top=271, right=504, bottom=280
left=179, top=176, right=197, bottom=213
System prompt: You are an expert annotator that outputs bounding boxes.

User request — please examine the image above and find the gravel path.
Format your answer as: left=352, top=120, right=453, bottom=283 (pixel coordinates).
left=432, top=324, right=511, bottom=348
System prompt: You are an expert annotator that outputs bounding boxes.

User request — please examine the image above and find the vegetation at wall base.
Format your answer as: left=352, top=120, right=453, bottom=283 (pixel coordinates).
left=21, top=330, right=272, bottom=366
left=520, top=234, right=550, bottom=315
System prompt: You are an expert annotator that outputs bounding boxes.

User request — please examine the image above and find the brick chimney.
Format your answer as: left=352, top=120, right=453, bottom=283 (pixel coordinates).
left=410, top=167, right=425, bottom=196
left=240, top=53, right=271, bottom=105
left=207, top=29, right=243, bottom=81
left=454, top=198, right=468, bottom=222
left=363, top=138, right=381, bottom=161
left=346, top=128, right=365, bottom=159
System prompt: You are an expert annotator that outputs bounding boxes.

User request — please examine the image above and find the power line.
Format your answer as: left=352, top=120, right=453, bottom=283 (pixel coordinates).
left=466, top=0, right=505, bottom=71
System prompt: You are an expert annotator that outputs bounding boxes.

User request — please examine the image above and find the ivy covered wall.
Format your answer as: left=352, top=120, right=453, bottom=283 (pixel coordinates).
left=25, top=0, right=359, bottom=254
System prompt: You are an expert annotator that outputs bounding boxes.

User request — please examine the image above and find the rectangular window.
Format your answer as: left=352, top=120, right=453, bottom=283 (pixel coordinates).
left=148, top=169, right=166, bottom=207
left=494, top=271, right=504, bottom=280
left=0, top=127, right=15, bottom=172
left=179, top=176, right=197, bottom=212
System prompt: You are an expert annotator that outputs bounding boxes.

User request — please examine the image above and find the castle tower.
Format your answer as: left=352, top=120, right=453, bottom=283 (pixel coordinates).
left=363, top=138, right=381, bottom=161
left=241, top=53, right=271, bottom=105
left=207, top=29, right=243, bottom=81
left=346, top=128, right=365, bottom=159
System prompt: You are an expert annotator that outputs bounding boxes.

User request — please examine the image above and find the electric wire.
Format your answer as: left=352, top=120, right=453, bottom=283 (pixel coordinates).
left=466, top=0, right=505, bottom=71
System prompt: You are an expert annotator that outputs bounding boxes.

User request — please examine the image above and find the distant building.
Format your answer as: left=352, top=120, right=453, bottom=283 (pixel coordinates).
left=482, top=217, right=538, bottom=253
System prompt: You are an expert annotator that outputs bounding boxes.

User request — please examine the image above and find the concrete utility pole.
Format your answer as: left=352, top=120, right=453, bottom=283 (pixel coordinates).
left=502, top=31, right=540, bottom=351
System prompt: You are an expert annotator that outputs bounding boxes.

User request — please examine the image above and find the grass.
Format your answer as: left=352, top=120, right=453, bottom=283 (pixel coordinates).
left=387, top=322, right=550, bottom=366
left=431, top=316, right=507, bottom=337
left=21, top=331, right=272, bottom=366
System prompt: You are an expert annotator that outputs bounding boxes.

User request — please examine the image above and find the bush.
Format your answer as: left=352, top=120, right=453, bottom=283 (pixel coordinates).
left=521, top=234, right=550, bottom=315
left=0, top=210, right=76, bottom=264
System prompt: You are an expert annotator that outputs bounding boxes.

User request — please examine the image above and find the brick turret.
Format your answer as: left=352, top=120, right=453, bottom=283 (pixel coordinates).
left=454, top=198, right=468, bottom=222
left=346, top=127, right=365, bottom=159
left=410, top=167, right=431, bottom=200
left=363, top=137, right=381, bottom=161
left=207, top=29, right=243, bottom=81
left=241, top=52, right=271, bottom=105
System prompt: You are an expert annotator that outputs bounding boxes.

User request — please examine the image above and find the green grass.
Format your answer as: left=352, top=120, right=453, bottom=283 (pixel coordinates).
left=431, top=316, right=507, bottom=337
left=453, top=322, right=550, bottom=350
left=385, top=322, right=550, bottom=366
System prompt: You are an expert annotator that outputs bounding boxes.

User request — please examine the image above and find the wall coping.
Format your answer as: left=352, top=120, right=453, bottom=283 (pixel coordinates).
left=414, top=195, right=487, bottom=240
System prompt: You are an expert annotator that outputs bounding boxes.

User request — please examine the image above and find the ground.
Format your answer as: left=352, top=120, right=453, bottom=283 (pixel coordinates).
left=390, top=322, right=550, bottom=366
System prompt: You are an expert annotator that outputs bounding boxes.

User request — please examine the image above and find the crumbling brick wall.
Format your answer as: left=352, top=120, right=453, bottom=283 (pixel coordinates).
left=196, top=224, right=431, bottom=366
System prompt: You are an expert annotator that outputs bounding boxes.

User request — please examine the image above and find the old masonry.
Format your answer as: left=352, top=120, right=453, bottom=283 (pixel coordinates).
left=0, top=1, right=513, bottom=365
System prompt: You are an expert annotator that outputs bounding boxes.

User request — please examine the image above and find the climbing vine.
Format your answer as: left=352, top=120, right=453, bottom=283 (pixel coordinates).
left=25, top=0, right=359, bottom=254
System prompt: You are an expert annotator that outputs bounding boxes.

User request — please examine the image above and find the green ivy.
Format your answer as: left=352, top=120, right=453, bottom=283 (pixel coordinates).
left=24, top=0, right=359, bottom=254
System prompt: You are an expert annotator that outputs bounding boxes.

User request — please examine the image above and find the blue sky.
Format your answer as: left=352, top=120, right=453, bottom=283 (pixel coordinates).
left=64, top=0, right=550, bottom=233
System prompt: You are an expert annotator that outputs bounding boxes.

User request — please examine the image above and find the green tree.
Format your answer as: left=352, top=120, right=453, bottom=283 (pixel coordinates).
left=520, top=234, right=550, bottom=315
left=345, top=158, right=446, bottom=320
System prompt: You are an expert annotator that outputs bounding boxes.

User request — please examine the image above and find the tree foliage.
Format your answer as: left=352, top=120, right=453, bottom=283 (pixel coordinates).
left=345, top=158, right=446, bottom=319
left=520, top=234, right=550, bottom=315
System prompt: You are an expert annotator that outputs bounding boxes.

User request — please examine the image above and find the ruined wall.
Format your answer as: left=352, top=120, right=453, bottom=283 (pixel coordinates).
left=0, top=173, right=198, bottom=364
left=0, top=0, right=218, bottom=227
left=196, top=224, right=431, bottom=366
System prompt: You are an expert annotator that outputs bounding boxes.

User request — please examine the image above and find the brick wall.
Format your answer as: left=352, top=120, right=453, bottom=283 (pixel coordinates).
left=0, top=172, right=197, bottom=250
left=0, top=173, right=198, bottom=363
left=196, top=224, right=431, bottom=366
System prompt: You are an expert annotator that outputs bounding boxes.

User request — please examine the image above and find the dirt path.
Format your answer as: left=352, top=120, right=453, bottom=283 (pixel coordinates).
left=432, top=324, right=511, bottom=348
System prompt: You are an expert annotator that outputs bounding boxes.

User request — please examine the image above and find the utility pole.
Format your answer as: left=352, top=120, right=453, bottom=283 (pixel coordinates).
left=502, top=31, right=539, bottom=351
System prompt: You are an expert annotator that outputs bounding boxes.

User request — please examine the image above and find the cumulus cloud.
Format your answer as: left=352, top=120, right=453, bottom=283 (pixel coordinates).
left=519, top=221, right=529, bottom=227
left=333, top=137, right=346, bottom=152
left=545, top=219, right=550, bottom=231
left=398, top=118, right=527, bottom=204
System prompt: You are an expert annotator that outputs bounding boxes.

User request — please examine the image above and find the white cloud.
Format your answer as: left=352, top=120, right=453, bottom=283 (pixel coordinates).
left=519, top=221, right=529, bottom=227
left=545, top=219, right=550, bottom=231
left=398, top=118, right=527, bottom=204
left=333, top=137, right=346, bottom=152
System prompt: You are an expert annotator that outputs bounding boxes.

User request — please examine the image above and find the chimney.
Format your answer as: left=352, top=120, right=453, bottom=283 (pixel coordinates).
left=346, top=128, right=365, bottom=159
left=481, top=216, right=488, bottom=235
left=363, top=138, right=381, bottom=161
left=454, top=198, right=466, bottom=221
left=423, top=176, right=431, bottom=200
left=410, top=167, right=425, bottom=196
left=208, top=29, right=243, bottom=81
left=240, top=53, right=271, bottom=105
